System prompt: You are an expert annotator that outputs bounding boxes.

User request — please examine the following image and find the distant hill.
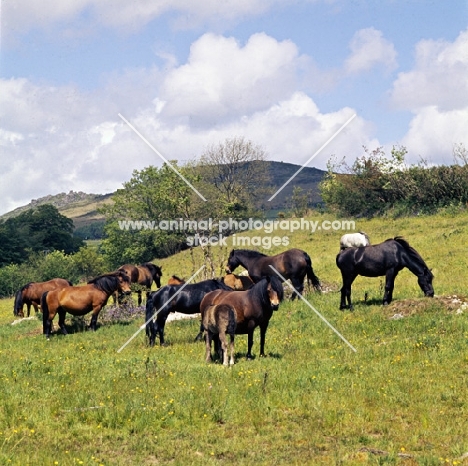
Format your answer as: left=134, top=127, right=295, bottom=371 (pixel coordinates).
left=0, top=161, right=326, bottom=233
left=265, top=161, right=325, bottom=211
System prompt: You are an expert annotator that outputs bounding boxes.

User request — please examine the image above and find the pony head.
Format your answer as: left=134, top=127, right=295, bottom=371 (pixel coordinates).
left=418, top=268, right=434, bottom=297
left=225, top=250, right=240, bottom=274
left=266, top=276, right=284, bottom=310
left=144, top=263, right=163, bottom=288
left=117, top=270, right=132, bottom=294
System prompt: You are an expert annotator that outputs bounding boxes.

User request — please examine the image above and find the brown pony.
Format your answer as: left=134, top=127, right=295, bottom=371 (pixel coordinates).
left=203, top=304, right=237, bottom=366
left=167, top=275, right=185, bottom=285
left=118, top=262, right=162, bottom=305
left=199, top=276, right=284, bottom=359
left=14, top=278, right=72, bottom=317
left=222, top=273, right=254, bottom=290
left=225, top=248, right=321, bottom=299
left=41, top=271, right=131, bottom=339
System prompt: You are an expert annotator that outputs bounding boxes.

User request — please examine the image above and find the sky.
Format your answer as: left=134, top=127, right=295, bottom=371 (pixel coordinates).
left=1, top=0, right=467, bottom=215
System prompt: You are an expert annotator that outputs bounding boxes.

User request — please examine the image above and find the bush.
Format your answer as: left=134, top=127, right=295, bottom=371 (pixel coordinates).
left=320, top=145, right=468, bottom=217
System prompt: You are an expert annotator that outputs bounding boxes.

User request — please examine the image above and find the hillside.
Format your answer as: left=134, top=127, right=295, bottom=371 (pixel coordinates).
left=1, top=211, right=467, bottom=464
left=0, top=161, right=326, bottom=229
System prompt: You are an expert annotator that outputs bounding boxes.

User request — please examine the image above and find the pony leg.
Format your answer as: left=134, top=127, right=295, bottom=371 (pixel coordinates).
left=194, top=322, right=205, bottom=342
left=41, top=291, right=55, bottom=339
left=156, top=312, right=169, bottom=346
left=88, top=308, right=101, bottom=331
left=229, top=334, right=235, bottom=366
left=259, top=325, right=268, bottom=357
left=383, top=269, right=398, bottom=305
left=290, top=277, right=305, bottom=300
left=246, top=331, right=254, bottom=360
left=220, top=333, right=228, bottom=366
left=340, top=274, right=356, bottom=310
left=58, top=308, right=68, bottom=335
left=137, top=291, right=142, bottom=306
left=205, top=331, right=213, bottom=363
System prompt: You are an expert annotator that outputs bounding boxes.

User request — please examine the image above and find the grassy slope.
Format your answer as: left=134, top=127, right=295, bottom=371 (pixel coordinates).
left=1, top=211, right=467, bottom=465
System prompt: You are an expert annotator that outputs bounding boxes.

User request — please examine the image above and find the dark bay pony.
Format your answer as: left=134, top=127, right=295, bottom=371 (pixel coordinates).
left=145, top=279, right=233, bottom=347
left=222, top=273, right=254, bottom=291
left=225, top=248, right=321, bottom=299
left=118, top=262, right=162, bottom=305
left=203, top=304, right=237, bottom=366
left=42, top=271, right=131, bottom=338
left=336, top=236, right=434, bottom=310
left=199, top=276, right=284, bottom=359
left=167, top=275, right=185, bottom=285
left=14, top=278, right=72, bottom=317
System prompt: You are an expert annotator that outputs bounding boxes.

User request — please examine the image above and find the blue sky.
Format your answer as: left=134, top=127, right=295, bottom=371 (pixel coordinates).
left=1, top=0, right=467, bottom=214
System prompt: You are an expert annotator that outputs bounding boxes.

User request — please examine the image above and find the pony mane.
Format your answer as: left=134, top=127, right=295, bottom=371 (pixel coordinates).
left=88, top=272, right=125, bottom=294
left=170, top=275, right=183, bottom=281
left=142, top=262, right=162, bottom=278
left=393, top=236, right=431, bottom=272
left=230, top=249, right=267, bottom=259
left=247, top=276, right=284, bottom=308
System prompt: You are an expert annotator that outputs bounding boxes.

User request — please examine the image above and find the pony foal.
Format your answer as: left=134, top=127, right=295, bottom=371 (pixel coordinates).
left=203, top=304, right=237, bottom=366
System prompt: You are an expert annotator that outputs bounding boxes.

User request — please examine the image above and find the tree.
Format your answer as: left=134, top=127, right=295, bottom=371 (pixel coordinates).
left=290, top=186, right=312, bottom=217
left=0, top=204, right=83, bottom=266
left=197, top=137, right=271, bottom=217
left=99, top=162, right=200, bottom=268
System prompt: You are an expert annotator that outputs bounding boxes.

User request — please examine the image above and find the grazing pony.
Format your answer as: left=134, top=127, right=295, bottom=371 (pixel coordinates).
left=340, top=232, right=370, bottom=250
left=118, top=262, right=162, bottom=305
left=336, top=236, right=434, bottom=310
left=203, top=304, right=237, bottom=366
left=225, top=248, right=321, bottom=299
left=13, top=278, right=72, bottom=317
left=199, top=276, right=284, bottom=359
left=42, top=271, right=131, bottom=338
left=145, top=279, right=233, bottom=347
left=222, top=273, right=254, bottom=290
left=167, top=275, right=185, bottom=285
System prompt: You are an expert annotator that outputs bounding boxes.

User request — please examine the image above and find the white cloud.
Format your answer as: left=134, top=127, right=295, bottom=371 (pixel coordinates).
left=389, top=29, right=468, bottom=164
left=2, top=0, right=277, bottom=40
left=0, top=75, right=374, bottom=215
left=400, top=106, right=468, bottom=164
left=344, top=27, right=398, bottom=75
left=159, top=33, right=300, bottom=125
left=390, top=29, right=468, bottom=111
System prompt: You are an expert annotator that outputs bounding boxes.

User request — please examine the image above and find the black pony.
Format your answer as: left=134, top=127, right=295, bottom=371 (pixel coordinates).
left=336, top=236, right=434, bottom=310
left=145, top=279, right=233, bottom=347
left=225, top=248, right=321, bottom=299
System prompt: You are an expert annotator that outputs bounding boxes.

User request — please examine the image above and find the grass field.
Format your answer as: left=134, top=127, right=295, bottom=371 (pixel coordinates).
left=1, top=211, right=467, bottom=465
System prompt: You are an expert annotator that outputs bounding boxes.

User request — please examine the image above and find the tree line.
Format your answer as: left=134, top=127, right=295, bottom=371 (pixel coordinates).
left=2, top=139, right=467, bottom=298
left=319, top=145, right=468, bottom=217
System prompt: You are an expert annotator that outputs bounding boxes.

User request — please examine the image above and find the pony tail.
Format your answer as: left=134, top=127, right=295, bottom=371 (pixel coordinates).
left=304, top=253, right=321, bottom=291
left=227, top=307, right=236, bottom=335
left=41, top=291, right=50, bottom=334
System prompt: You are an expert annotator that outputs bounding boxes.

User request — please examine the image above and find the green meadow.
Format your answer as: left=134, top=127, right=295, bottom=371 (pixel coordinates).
left=1, top=211, right=467, bottom=465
